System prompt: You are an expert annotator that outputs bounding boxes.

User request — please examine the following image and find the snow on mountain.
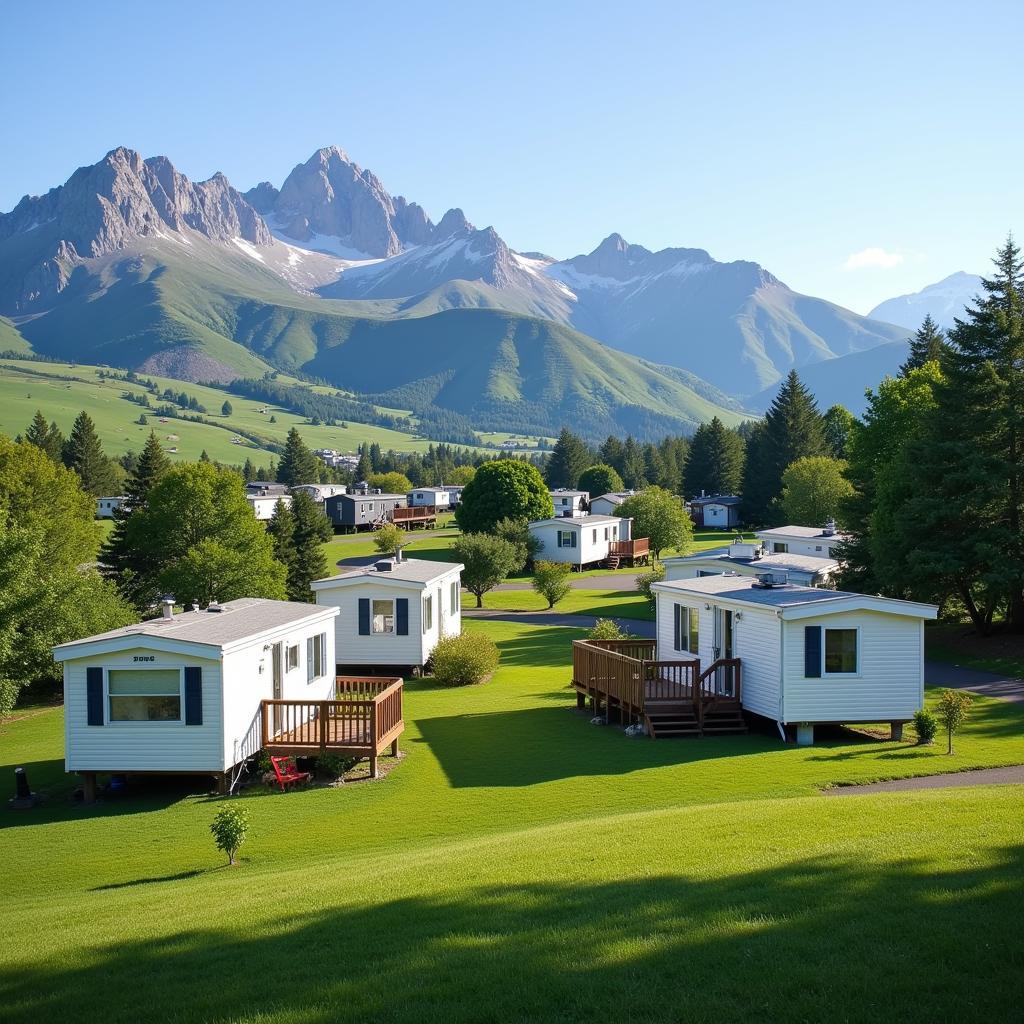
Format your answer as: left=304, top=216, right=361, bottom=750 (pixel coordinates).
left=868, top=271, right=983, bottom=331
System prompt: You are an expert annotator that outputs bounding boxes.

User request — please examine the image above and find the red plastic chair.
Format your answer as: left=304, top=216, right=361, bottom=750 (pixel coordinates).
left=270, top=756, right=311, bottom=792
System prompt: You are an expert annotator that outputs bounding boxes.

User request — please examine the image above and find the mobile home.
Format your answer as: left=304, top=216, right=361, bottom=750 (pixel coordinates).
left=96, top=496, right=127, bottom=519
left=528, top=514, right=648, bottom=569
left=247, top=493, right=291, bottom=521
left=311, top=555, right=464, bottom=673
left=663, top=538, right=840, bottom=587
left=756, top=522, right=850, bottom=559
left=689, top=495, right=742, bottom=528
left=53, top=598, right=339, bottom=799
left=550, top=489, right=590, bottom=515
left=325, top=491, right=408, bottom=532
left=408, top=487, right=450, bottom=509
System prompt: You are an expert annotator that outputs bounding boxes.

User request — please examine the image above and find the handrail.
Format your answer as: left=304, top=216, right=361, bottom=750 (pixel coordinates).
left=698, top=658, right=742, bottom=704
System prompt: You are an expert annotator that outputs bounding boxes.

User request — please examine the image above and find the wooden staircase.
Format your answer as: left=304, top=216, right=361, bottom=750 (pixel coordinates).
left=700, top=706, right=748, bottom=735
left=604, top=553, right=621, bottom=569
left=645, top=703, right=700, bottom=738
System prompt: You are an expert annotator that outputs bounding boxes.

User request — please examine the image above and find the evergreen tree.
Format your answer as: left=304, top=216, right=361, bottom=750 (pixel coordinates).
left=199, top=450, right=211, bottom=463
left=684, top=417, right=745, bottom=497
left=267, top=498, right=297, bottom=583
left=893, top=237, right=1024, bottom=632
left=277, top=428, right=318, bottom=485
left=242, top=457, right=256, bottom=481
left=24, top=410, right=64, bottom=463
left=656, top=436, right=689, bottom=494
left=369, top=442, right=383, bottom=471
left=741, top=371, right=827, bottom=525
left=620, top=436, right=647, bottom=489
left=900, top=314, right=950, bottom=375
left=221, top=400, right=233, bottom=416
left=355, top=443, right=372, bottom=482
left=545, top=428, right=591, bottom=488
left=62, top=411, right=121, bottom=496
left=599, top=436, right=626, bottom=476
left=288, top=491, right=332, bottom=600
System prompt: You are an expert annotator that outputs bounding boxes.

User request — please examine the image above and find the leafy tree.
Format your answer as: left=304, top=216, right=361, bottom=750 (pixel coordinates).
left=373, top=523, right=405, bottom=556
left=221, top=400, right=233, bottom=417
left=116, top=463, right=286, bottom=608
left=276, top=428, right=318, bottom=486
left=532, top=560, right=572, bottom=608
left=741, top=371, right=827, bottom=525
left=544, top=428, right=592, bottom=488
left=589, top=618, right=630, bottom=640
left=493, top=516, right=542, bottom=573
left=578, top=464, right=624, bottom=497
left=636, top=561, right=666, bottom=607
left=456, top=460, right=552, bottom=535
left=368, top=471, right=413, bottom=494
left=779, top=456, right=854, bottom=527
left=452, top=533, right=519, bottom=607
left=684, top=417, right=745, bottom=497
left=936, top=689, right=973, bottom=754
left=62, top=411, right=122, bottom=496
left=822, top=404, right=856, bottom=458
left=891, top=239, right=1024, bottom=632
left=447, top=464, right=476, bottom=486
left=24, top=410, right=64, bottom=463
left=900, top=314, right=950, bottom=375
left=616, top=487, right=693, bottom=559
left=288, top=491, right=332, bottom=600
left=210, top=806, right=250, bottom=866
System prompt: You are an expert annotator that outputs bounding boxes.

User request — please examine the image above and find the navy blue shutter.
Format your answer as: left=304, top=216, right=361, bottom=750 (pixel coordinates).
left=358, top=598, right=370, bottom=635
left=396, top=598, right=409, bottom=635
left=804, top=626, right=822, bottom=678
left=673, top=605, right=681, bottom=651
left=86, top=667, right=104, bottom=726
left=572, top=532, right=578, bottom=548
left=184, top=667, right=203, bottom=725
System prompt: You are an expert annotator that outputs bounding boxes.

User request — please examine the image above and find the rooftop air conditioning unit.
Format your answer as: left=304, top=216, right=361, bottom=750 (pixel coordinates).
left=562, top=509, right=574, bottom=517
left=754, top=571, right=789, bottom=588
left=375, top=560, right=394, bottom=572
left=823, top=518, right=837, bottom=537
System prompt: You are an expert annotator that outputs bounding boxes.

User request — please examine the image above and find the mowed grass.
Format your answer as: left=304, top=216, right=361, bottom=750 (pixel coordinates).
left=478, top=587, right=654, bottom=620
left=2, top=620, right=1024, bottom=1023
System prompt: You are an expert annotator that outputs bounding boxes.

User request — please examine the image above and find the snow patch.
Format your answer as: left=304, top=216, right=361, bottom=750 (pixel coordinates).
left=231, top=237, right=266, bottom=263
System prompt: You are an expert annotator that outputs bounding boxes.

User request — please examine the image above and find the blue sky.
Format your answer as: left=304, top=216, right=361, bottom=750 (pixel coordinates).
left=2, top=0, right=1021, bottom=313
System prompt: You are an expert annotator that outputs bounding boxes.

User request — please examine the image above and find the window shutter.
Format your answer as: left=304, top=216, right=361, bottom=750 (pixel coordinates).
left=184, top=667, right=203, bottom=725
left=358, top=598, right=370, bottom=635
left=396, top=598, right=409, bottom=635
left=307, top=637, right=315, bottom=682
left=572, top=532, right=578, bottom=548
left=86, top=667, right=104, bottom=726
left=673, top=605, right=681, bottom=651
left=804, top=626, right=822, bottom=678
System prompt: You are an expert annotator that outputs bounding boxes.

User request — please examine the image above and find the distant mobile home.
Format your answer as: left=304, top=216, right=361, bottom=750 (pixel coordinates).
left=589, top=492, right=635, bottom=517
left=550, top=489, right=589, bottom=516
left=528, top=514, right=648, bottom=569
left=325, top=491, right=407, bottom=532
left=408, top=487, right=451, bottom=509
left=663, top=539, right=840, bottom=587
left=54, top=598, right=339, bottom=799
left=247, top=493, right=291, bottom=521
left=756, top=522, right=850, bottom=559
left=689, top=495, right=742, bottom=528
left=312, top=555, right=464, bottom=673
left=96, top=496, right=127, bottom=519
left=291, top=483, right=348, bottom=504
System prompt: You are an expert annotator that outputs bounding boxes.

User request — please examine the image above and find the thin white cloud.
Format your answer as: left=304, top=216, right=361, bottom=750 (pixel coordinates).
left=843, top=247, right=905, bottom=271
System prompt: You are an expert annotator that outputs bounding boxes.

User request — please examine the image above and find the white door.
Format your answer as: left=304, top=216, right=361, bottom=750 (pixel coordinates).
left=272, top=642, right=283, bottom=734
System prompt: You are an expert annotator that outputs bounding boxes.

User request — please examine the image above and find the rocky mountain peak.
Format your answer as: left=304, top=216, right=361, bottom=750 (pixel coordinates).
left=434, top=207, right=474, bottom=240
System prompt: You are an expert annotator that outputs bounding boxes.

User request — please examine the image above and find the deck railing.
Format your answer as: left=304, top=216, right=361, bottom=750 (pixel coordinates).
left=609, top=537, right=650, bottom=559
left=698, top=659, right=742, bottom=702
left=392, top=505, right=437, bottom=523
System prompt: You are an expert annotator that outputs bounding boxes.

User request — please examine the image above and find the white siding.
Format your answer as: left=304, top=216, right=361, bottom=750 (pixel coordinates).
left=220, top=617, right=336, bottom=768
left=663, top=559, right=819, bottom=586
left=64, top=647, right=223, bottom=773
left=589, top=498, right=621, bottom=516
left=528, top=519, right=625, bottom=566
left=757, top=533, right=844, bottom=558
left=782, top=610, right=923, bottom=723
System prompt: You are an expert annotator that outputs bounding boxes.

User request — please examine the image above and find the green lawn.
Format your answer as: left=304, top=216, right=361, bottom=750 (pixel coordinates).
left=478, top=587, right=654, bottom=620
left=2, top=619, right=1023, bottom=1023
left=926, top=619, right=1024, bottom=679
left=321, top=524, right=462, bottom=569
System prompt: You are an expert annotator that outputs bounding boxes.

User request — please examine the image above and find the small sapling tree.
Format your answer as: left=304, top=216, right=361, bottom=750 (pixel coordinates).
left=210, top=806, right=250, bottom=866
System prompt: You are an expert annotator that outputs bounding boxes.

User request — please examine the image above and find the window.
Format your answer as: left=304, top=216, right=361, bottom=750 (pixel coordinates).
left=108, top=669, right=181, bottom=722
left=372, top=599, right=394, bottom=634
left=604, top=527, right=609, bottom=541
left=773, top=542, right=789, bottom=554
left=450, top=580, right=460, bottom=612
left=557, top=530, right=577, bottom=548
left=673, top=605, right=698, bottom=654
left=824, top=628, right=858, bottom=674
left=612, top=526, right=618, bottom=539
left=423, top=594, right=433, bottom=633
left=307, top=633, right=327, bottom=681
left=815, top=545, right=823, bottom=552
left=592, top=529, right=597, bottom=543
left=287, top=644, right=300, bottom=671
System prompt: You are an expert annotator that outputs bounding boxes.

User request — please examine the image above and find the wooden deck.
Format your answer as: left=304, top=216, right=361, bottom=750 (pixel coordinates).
left=391, top=505, right=438, bottom=529
left=606, top=537, right=650, bottom=568
left=261, top=676, right=404, bottom=777
left=571, top=638, right=745, bottom=738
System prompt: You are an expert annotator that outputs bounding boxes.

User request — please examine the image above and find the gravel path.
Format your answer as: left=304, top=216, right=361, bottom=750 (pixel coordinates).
left=825, top=765, right=1024, bottom=795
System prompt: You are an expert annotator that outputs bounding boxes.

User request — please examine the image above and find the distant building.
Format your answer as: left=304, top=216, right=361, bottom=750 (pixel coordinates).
left=325, top=491, right=408, bottom=532
left=442, top=485, right=464, bottom=506
left=689, top=495, right=742, bottom=529
left=96, top=496, right=127, bottom=519
left=528, top=513, right=648, bottom=569
left=589, top=491, right=635, bottom=517
left=755, top=522, right=850, bottom=559
left=291, top=483, right=348, bottom=504
left=408, top=487, right=450, bottom=509
left=247, top=494, right=291, bottom=521
left=663, top=538, right=840, bottom=588
left=549, top=489, right=590, bottom=516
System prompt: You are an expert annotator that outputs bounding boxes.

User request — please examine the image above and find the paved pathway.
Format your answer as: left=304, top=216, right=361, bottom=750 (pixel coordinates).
left=923, top=660, right=1024, bottom=702
left=825, top=765, right=1024, bottom=795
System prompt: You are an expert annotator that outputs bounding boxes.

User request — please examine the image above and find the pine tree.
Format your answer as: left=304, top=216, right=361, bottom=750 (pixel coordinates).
left=684, top=417, right=745, bottom=497
left=242, top=457, right=256, bottom=481
left=199, top=450, right=211, bottom=463
left=288, top=491, right=331, bottom=600
left=267, top=498, right=297, bottom=585
left=741, top=371, right=827, bottom=525
left=620, top=436, right=647, bottom=489
left=221, top=400, right=233, bottom=417
left=369, top=442, right=383, bottom=471
left=355, top=443, right=372, bottom=482
left=545, top=428, right=591, bottom=488
left=599, top=436, right=626, bottom=476
left=900, top=314, right=950, bottom=375
left=277, top=428, right=318, bottom=486
left=24, top=410, right=64, bottom=463
left=62, top=411, right=120, bottom=496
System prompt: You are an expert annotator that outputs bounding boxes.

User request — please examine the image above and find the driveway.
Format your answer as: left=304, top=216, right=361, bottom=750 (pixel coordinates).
left=825, top=765, right=1024, bottom=795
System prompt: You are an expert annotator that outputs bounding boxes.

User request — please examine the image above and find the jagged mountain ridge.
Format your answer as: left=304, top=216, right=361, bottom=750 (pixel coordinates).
left=868, top=271, right=983, bottom=331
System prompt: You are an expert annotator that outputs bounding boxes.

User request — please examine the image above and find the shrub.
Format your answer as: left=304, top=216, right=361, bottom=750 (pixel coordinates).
left=532, top=560, right=572, bottom=608
left=373, top=523, right=405, bottom=555
left=493, top=516, right=543, bottom=572
left=452, top=533, right=519, bottom=606
left=636, top=561, right=666, bottom=607
left=589, top=618, right=629, bottom=640
left=210, top=806, right=250, bottom=866
left=912, top=708, right=938, bottom=745
left=315, top=753, right=358, bottom=778
left=431, top=631, right=499, bottom=686
left=936, top=689, right=974, bottom=754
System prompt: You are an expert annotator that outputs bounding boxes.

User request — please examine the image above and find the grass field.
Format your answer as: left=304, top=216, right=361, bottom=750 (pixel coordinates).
left=2, top=619, right=1022, bottom=1023
left=0, top=359, right=455, bottom=464
left=478, top=587, right=654, bottom=620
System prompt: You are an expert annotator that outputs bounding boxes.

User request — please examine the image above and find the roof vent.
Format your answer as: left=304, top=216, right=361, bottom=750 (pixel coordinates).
left=823, top=518, right=837, bottom=537
left=375, top=560, right=394, bottom=572
left=207, top=602, right=225, bottom=613
left=753, top=571, right=789, bottom=589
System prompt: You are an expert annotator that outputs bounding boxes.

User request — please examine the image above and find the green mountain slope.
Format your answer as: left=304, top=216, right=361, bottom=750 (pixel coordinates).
left=0, top=316, right=31, bottom=353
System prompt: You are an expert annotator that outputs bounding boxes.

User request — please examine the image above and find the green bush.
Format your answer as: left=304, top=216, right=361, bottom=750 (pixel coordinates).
left=251, top=748, right=273, bottom=775
left=936, top=688, right=974, bottom=754
left=532, top=560, right=572, bottom=608
left=373, top=523, right=405, bottom=555
left=430, top=631, right=500, bottom=686
left=210, top=806, right=250, bottom=866
left=912, top=708, right=938, bottom=745
left=589, top=618, right=630, bottom=640
left=636, top=562, right=666, bottom=607
left=315, top=753, right=358, bottom=778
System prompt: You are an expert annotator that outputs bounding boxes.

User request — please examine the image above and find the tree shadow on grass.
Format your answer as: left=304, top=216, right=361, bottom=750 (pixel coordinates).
left=3, top=846, right=1021, bottom=1024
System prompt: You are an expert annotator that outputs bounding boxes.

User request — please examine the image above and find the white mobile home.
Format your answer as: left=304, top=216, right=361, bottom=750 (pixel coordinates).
left=96, top=496, right=127, bottom=519
left=589, top=492, right=634, bottom=517
left=54, top=598, right=339, bottom=799
left=408, top=487, right=450, bottom=509
left=550, top=489, right=589, bottom=515
left=651, top=574, right=937, bottom=743
left=291, top=483, right=348, bottom=504
left=663, top=539, right=840, bottom=587
left=528, top=514, right=643, bottom=569
left=247, top=493, right=291, bottom=521
left=756, top=522, right=850, bottom=559
left=311, top=556, right=464, bottom=673
left=689, top=495, right=742, bottom=528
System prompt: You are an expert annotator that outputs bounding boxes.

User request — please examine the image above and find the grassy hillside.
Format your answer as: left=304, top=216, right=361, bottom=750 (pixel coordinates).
left=9, top=238, right=748, bottom=439
left=0, top=315, right=31, bottom=353
left=0, top=359, right=453, bottom=462
left=2, top=620, right=1022, bottom=1023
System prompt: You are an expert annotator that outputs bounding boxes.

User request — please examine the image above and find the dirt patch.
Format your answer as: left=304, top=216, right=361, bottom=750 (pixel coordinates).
left=138, top=345, right=239, bottom=384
